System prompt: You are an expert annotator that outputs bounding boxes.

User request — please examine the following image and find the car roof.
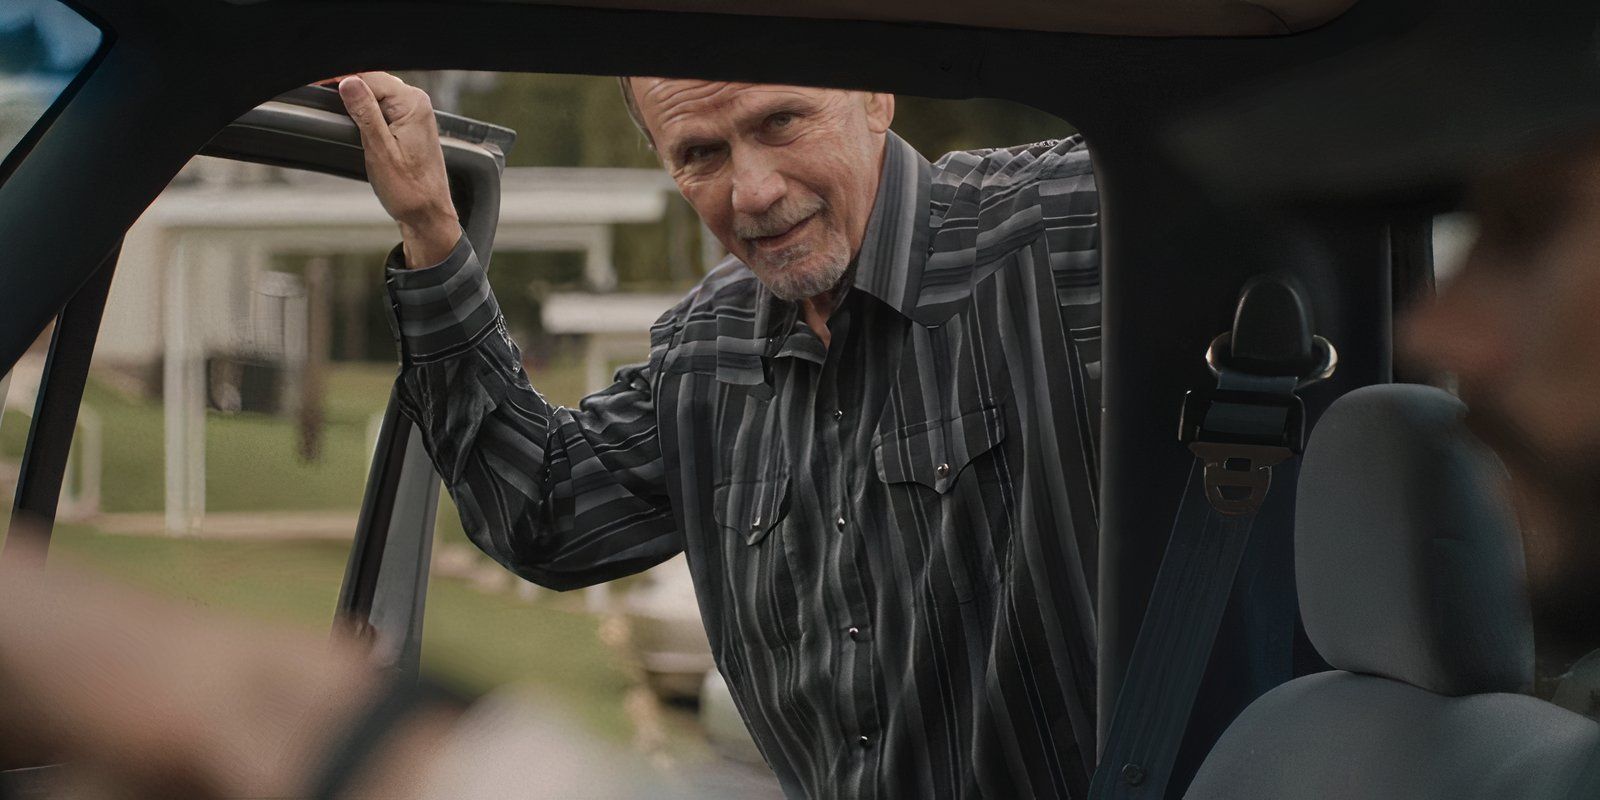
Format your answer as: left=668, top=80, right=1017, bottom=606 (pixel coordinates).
left=378, top=0, right=1358, bottom=36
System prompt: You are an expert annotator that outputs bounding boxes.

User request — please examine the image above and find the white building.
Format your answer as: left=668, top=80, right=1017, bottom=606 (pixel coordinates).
left=94, top=158, right=682, bottom=534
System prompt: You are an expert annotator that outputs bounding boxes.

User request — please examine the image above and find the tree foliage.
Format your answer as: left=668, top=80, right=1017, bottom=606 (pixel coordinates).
left=455, top=73, right=1075, bottom=169
left=445, top=73, right=1075, bottom=349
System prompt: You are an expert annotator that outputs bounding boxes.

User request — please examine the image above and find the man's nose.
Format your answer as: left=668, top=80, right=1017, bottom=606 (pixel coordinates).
left=731, top=153, right=787, bottom=217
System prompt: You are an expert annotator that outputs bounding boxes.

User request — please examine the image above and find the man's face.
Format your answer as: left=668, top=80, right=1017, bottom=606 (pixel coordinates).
left=1400, top=136, right=1600, bottom=662
left=630, top=79, right=894, bottom=302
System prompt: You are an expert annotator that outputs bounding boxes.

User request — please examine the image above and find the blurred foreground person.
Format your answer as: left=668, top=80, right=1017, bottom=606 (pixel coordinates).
left=1177, top=0, right=1600, bottom=711
left=0, top=526, right=695, bottom=799
left=1401, top=139, right=1600, bottom=702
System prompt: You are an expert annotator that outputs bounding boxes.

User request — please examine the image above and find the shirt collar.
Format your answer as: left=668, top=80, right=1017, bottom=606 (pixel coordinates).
left=850, top=131, right=934, bottom=319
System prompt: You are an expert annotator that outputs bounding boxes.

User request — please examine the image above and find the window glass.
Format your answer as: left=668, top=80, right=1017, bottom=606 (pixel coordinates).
left=0, top=324, right=57, bottom=544
left=45, top=157, right=389, bottom=631
left=9, top=70, right=1077, bottom=787
left=0, top=0, right=101, bottom=165
left=1432, top=211, right=1478, bottom=287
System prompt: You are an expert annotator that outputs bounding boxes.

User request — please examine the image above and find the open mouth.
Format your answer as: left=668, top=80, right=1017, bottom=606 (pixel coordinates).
left=747, top=214, right=815, bottom=252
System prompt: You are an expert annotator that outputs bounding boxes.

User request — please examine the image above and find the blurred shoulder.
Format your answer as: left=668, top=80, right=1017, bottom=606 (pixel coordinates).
left=928, top=136, right=1099, bottom=257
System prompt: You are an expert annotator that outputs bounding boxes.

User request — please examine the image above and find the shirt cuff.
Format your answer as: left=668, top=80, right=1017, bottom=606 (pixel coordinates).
left=383, top=234, right=503, bottom=365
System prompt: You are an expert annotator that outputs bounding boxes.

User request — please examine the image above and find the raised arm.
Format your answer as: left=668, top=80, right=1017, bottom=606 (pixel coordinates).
left=339, top=72, right=681, bottom=589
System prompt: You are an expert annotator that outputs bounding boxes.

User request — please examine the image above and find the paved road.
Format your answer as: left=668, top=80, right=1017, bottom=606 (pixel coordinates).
left=641, top=690, right=785, bottom=798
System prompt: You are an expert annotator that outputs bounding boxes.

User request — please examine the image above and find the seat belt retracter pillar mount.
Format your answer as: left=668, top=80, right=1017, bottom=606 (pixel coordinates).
left=1179, top=329, right=1335, bottom=515
left=1092, top=274, right=1335, bottom=800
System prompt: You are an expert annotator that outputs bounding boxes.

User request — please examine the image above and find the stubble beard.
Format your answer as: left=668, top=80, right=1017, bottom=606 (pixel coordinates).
left=759, top=243, right=851, bottom=302
left=738, top=198, right=850, bottom=302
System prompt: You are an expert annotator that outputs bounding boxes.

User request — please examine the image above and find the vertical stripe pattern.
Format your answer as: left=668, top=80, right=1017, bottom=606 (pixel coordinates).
left=386, top=132, right=1102, bottom=798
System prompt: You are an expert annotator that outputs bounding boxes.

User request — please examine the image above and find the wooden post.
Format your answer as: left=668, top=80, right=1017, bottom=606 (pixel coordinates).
left=666, top=194, right=693, bottom=283
left=699, top=221, right=725, bottom=274
left=298, top=255, right=332, bottom=462
left=163, top=235, right=207, bottom=535
left=584, top=225, right=618, bottom=292
left=337, top=255, right=369, bottom=361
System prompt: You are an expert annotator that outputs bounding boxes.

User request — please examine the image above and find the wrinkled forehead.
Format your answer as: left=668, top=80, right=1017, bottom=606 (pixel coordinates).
left=632, top=78, right=845, bottom=139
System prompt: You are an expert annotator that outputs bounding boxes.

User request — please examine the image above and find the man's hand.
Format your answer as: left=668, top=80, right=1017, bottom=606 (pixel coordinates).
left=336, top=72, right=462, bottom=269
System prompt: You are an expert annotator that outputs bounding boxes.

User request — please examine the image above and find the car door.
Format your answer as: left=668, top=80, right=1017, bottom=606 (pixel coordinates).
left=0, top=84, right=514, bottom=681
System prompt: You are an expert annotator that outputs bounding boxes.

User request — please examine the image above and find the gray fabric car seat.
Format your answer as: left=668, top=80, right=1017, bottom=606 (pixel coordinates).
left=1185, top=384, right=1600, bottom=800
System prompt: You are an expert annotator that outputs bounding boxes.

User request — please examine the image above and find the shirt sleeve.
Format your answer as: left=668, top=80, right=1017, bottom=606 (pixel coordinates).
left=1034, top=137, right=1103, bottom=445
left=996, top=137, right=1103, bottom=496
left=383, top=236, right=682, bottom=590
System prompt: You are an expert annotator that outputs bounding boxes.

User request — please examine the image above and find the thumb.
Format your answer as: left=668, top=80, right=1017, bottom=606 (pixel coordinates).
left=337, top=76, right=393, bottom=153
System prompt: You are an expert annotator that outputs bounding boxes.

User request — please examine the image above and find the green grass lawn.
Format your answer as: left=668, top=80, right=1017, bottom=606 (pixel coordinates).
left=1, top=358, right=635, bottom=741
left=81, top=368, right=393, bottom=513
left=3, top=358, right=591, bottom=515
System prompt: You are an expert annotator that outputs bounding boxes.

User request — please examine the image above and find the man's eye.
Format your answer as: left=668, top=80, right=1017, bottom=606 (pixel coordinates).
left=682, top=144, right=722, bottom=165
left=766, top=112, right=796, bottom=132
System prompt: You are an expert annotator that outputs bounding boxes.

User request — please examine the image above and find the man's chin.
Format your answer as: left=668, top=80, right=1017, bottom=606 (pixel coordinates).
left=755, top=253, right=848, bottom=302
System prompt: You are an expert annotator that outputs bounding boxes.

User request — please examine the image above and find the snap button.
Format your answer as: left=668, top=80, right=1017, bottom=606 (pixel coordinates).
left=935, top=462, right=951, bottom=479
left=835, top=516, right=847, bottom=530
left=847, top=626, right=861, bottom=641
left=832, top=409, right=844, bottom=421
left=751, top=514, right=763, bottom=532
left=1121, top=763, right=1146, bottom=787
left=858, top=735, right=871, bottom=748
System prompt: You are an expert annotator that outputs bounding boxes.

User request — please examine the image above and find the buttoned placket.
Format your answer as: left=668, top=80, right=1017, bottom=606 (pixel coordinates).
left=811, top=298, right=882, bottom=793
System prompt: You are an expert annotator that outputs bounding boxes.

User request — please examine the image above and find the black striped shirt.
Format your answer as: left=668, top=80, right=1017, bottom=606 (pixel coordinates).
left=385, top=132, right=1102, bottom=798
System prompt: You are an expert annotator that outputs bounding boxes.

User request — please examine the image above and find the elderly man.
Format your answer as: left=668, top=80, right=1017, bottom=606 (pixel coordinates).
left=336, top=72, right=1103, bottom=798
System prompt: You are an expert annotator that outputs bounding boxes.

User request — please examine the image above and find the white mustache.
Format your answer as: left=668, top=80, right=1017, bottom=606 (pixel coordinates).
left=735, top=197, right=825, bottom=239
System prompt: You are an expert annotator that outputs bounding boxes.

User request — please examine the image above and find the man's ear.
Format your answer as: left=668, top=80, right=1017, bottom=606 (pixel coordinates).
left=864, top=92, right=895, bottom=134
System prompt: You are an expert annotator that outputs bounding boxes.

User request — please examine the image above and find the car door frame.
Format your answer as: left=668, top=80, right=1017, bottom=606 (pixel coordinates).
left=0, top=0, right=1437, bottom=793
left=1, top=84, right=514, bottom=679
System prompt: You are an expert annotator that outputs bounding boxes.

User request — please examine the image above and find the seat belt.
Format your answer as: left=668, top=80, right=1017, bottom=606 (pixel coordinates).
left=1091, top=277, right=1335, bottom=800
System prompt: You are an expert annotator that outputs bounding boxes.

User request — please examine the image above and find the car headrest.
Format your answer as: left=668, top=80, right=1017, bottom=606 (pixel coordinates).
left=1296, top=383, right=1533, bottom=696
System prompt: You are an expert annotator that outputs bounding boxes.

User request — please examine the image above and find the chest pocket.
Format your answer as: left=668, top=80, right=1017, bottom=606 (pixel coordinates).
left=873, top=401, right=1011, bottom=605
left=713, top=474, right=792, bottom=546
left=874, top=403, right=1007, bottom=493
left=712, top=473, right=805, bottom=647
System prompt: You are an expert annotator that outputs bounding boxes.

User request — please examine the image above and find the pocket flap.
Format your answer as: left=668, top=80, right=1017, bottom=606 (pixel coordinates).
left=713, top=475, right=792, bottom=545
left=874, top=403, right=1007, bottom=494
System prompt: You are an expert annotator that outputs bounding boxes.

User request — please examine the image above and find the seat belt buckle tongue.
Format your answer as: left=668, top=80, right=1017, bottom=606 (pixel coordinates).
left=1179, top=386, right=1304, bottom=515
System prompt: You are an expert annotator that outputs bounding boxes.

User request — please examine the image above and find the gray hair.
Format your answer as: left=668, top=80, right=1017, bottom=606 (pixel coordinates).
left=617, top=76, right=656, bottom=151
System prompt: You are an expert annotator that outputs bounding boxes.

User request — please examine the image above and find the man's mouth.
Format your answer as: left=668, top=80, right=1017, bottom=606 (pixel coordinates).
left=746, top=214, right=815, bottom=253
